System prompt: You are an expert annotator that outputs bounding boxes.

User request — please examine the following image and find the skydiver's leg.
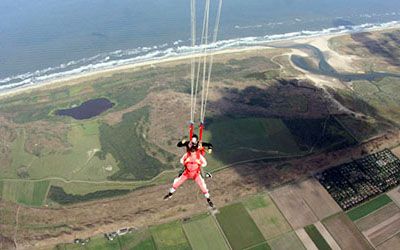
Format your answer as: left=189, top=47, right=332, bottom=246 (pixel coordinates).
left=194, top=175, right=214, bottom=207
left=172, top=174, right=188, bottom=191
left=194, top=174, right=209, bottom=196
left=164, top=174, right=188, bottom=200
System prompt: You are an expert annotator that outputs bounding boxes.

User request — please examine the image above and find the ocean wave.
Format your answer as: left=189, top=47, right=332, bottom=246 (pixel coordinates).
left=1, top=20, right=400, bottom=92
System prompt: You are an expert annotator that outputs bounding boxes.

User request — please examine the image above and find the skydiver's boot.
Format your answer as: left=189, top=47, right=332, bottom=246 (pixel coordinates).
left=163, top=192, right=173, bottom=200
left=164, top=188, right=175, bottom=200
left=207, top=198, right=214, bottom=208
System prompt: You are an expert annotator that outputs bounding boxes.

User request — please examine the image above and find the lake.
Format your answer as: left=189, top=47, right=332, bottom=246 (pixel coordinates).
left=56, top=98, right=114, bottom=120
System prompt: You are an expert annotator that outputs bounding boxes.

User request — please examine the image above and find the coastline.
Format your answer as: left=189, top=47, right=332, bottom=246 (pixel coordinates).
left=1, top=22, right=400, bottom=101
left=0, top=46, right=270, bottom=100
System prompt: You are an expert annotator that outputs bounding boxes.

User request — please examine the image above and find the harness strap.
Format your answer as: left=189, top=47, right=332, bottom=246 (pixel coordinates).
left=199, top=123, right=204, bottom=142
left=189, top=123, right=194, bottom=140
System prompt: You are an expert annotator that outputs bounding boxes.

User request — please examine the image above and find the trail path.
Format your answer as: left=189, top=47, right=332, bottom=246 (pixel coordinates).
left=13, top=205, right=20, bottom=249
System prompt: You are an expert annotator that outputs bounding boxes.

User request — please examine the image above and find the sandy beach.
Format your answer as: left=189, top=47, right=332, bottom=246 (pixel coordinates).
left=1, top=24, right=399, bottom=101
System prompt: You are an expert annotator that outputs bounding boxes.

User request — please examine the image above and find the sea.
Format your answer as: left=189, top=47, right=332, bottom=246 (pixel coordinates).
left=1, top=0, right=400, bottom=92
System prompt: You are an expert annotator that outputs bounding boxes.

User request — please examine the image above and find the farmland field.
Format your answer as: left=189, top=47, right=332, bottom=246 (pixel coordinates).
left=1, top=180, right=49, bottom=206
left=216, top=202, right=267, bottom=250
left=365, top=213, right=400, bottom=247
left=182, top=214, right=229, bottom=250
left=304, top=224, right=331, bottom=250
left=269, top=185, right=318, bottom=229
left=347, top=194, right=393, bottom=221
left=354, top=201, right=400, bottom=247
left=267, top=231, right=305, bottom=250
left=322, top=213, right=373, bottom=250
left=376, top=233, right=400, bottom=250
left=355, top=202, right=400, bottom=232
left=294, top=178, right=342, bottom=220
left=388, top=187, right=400, bottom=207
left=243, top=194, right=291, bottom=240
left=150, top=221, right=191, bottom=250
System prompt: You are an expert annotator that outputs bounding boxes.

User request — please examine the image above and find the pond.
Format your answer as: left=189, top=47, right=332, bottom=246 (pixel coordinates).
left=56, top=98, right=114, bottom=120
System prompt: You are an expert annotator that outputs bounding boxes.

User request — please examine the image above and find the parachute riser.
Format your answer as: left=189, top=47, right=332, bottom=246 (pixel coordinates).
left=188, top=122, right=205, bottom=143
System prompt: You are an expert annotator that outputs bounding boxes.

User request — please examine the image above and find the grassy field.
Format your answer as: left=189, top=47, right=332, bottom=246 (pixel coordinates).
left=118, top=230, right=156, bottom=250
left=150, top=221, right=191, bottom=250
left=347, top=194, right=393, bottom=221
left=36, top=122, right=119, bottom=181
left=304, top=224, right=331, bottom=250
left=267, top=231, right=305, bottom=250
left=205, top=116, right=355, bottom=166
left=1, top=180, right=49, bottom=206
left=4, top=122, right=119, bottom=182
left=243, top=194, right=291, bottom=240
left=57, top=236, right=121, bottom=250
left=182, top=214, right=230, bottom=250
left=55, top=229, right=156, bottom=250
left=99, top=107, right=174, bottom=181
left=216, top=202, right=267, bottom=250
left=282, top=116, right=357, bottom=152
left=331, top=76, right=400, bottom=140
left=7, top=128, right=37, bottom=179
left=205, top=117, right=302, bottom=164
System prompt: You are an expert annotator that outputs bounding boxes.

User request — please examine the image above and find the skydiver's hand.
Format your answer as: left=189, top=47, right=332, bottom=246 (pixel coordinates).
left=208, top=148, right=213, bottom=154
left=181, top=139, right=186, bottom=144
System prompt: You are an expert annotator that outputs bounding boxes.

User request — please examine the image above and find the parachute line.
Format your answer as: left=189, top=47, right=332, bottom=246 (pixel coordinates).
left=190, top=0, right=196, bottom=123
left=190, top=0, right=223, bottom=125
left=202, top=0, right=223, bottom=122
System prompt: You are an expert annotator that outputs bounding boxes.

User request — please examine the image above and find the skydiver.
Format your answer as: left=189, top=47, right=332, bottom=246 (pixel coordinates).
left=177, top=134, right=213, bottom=178
left=164, top=146, right=214, bottom=208
left=177, top=134, right=213, bottom=155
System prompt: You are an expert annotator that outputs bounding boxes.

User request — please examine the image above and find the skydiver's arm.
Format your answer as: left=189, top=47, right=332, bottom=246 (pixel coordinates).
left=177, top=140, right=189, bottom=147
left=202, top=142, right=213, bottom=149
left=199, top=155, right=207, bottom=167
left=180, top=154, right=187, bottom=165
